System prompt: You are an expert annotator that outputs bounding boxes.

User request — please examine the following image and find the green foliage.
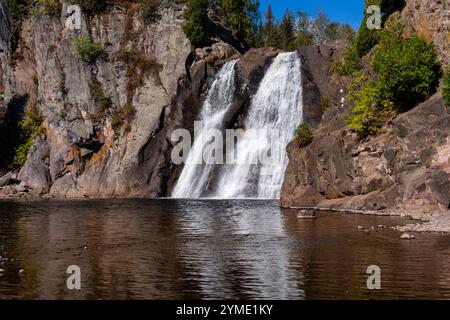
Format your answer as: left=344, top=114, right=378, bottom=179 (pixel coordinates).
left=13, top=108, right=44, bottom=168
left=69, top=0, right=108, bottom=15
left=295, top=123, right=314, bottom=148
left=443, top=67, right=450, bottom=108
left=347, top=26, right=439, bottom=137
left=6, top=0, right=32, bottom=20
left=140, top=0, right=161, bottom=24
left=354, top=0, right=381, bottom=57
left=73, top=36, right=106, bottom=64
left=320, top=96, right=330, bottom=110
left=37, top=0, right=61, bottom=16
left=354, top=0, right=405, bottom=57
left=183, top=0, right=208, bottom=47
left=346, top=74, right=394, bottom=137
left=332, top=44, right=361, bottom=76
left=218, top=0, right=260, bottom=43
left=372, top=23, right=440, bottom=110
left=279, top=10, right=295, bottom=50
left=90, top=80, right=112, bottom=121
left=111, top=104, right=136, bottom=137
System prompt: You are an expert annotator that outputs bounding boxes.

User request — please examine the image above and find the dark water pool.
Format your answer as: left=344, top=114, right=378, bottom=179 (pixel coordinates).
left=0, top=199, right=449, bottom=299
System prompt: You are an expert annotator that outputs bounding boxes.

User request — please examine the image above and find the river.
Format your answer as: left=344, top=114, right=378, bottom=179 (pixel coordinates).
left=0, top=199, right=450, bottom=299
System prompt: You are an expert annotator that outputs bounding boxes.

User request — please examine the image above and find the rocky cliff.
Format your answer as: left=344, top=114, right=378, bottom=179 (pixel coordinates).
left=281, top=2, right=450, bottom=230
left=0, top=1, right=283, bottom=198
left=0, top=1, right=228, bottom=197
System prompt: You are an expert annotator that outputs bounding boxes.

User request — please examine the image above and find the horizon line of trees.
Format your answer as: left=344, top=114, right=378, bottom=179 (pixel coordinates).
left=185, top=0, right=356, bottom=50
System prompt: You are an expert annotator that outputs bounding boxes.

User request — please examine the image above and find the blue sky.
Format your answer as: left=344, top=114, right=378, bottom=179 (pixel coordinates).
left=259, top=0, right=365, bottom=30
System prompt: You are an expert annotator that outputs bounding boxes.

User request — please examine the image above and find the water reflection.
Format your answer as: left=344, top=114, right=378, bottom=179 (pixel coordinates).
left=0, top=199, right=449, bottom=299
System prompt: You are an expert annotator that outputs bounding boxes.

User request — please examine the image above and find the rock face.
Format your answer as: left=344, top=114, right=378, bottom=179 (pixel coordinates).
left=400, top=0, right=449, bottom=65
left=282, top=92, right=450, bottom=214
left=0, top=2, right=245, bottom=197
left=281, top=4, right=450, bottom=219
left=0, top=0, right=11, bottom=153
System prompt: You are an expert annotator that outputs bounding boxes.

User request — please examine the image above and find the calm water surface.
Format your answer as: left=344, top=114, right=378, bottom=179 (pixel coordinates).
left=0, top=199, right=450, bottom=300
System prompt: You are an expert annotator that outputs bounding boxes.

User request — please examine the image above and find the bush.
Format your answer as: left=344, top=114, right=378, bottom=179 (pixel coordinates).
left=183, top=0, right=208, bottom=47
left=346, top=75, right=394, bottom=137
left=140, top=0, right=161, bottom=24
left=13, top=107, right=44, bottom=168
left=37, top=0, right=61, bottom=16
left=320, top=96, right=330, bottom=110
left=372, top=31, right=440, bottom=110
left=73, top=36, right=105, bottom=64
left=69, top=0, right=108, bottom=15
left=111, top=104, right=136, bottom=137
left=354, top=0, right=381, bottom=57
left=443, top=67, right=450, bottom=108
left=295, top=123, right=314, bottom=147
left=332, top=44, right=361, bottom=76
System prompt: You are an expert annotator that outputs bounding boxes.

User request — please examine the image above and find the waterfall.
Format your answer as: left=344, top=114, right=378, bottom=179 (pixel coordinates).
left=172, top=52, right=303, bottom=200
left=214, top=52, right=303, bottom=199
left=172, top=60, right=238, bottom=198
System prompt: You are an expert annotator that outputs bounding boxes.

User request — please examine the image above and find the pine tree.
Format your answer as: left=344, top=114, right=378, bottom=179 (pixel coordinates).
left=183, top=0, right=209, bottom=47
left=264, top=4, right=279, bottom=47
left=280, top=10, right=295, bottom=50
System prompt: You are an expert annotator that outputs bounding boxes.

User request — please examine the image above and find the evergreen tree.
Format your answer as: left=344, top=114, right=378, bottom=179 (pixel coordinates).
left=263, top=4, right=279, bottom=47
left=280, top=10, right=295, bottom=50
left=183, top=0, right=209, bottom=47
left=219, top=0, right=260, bottom=43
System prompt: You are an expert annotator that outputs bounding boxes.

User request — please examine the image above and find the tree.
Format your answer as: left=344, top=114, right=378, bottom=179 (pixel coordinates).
left=291, top=11, right=313, bottom=48
left=311, top=11, right=332, bottom=44
left=263, top=4, right=279, bottom=47
left=219, top=0, right=260, bottom=43
left=443, top=67, right=450, bottom=108
left=355, top=0, right=381, bottom=57
left=183, top=0, right=209, bottom=47
left=279, top=10, right=295, bottom=50
left=336, top=24, right=356, bottom=42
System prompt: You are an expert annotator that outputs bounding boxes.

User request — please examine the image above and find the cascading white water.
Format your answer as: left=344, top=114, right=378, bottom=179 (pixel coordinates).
left=172, top=52, right=303, bottom=200
left=213, top=52, right=303, bottom=199
left=172, top=60, right=238, bottom=198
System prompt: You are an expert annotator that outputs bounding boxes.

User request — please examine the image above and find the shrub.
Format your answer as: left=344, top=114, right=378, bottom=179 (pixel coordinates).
left=90, top=80, right=112, bottom=120
left=354, top=0, right=381, bottom=57
left=443, top=67, right=450, bottom=108
left=320, top=96, right=330, bottom=110
left=346, top=75, right=394, bottom=137
left=73, top=36, right=106, bottom=64
left=295, top=123, right=314, bottom=147
left=69, top=0, right=108, bottom=15
left=111, top=104, right=136, bottom=137
left=372, top=32, right=440, bottom=110
left=183, top=0, right=209, bottom=47
left=140, top=0, right=161, bottom=24
left=13, top=107, right=44, bottom=168
left=332, top=44, right=361, bottom=76
left=37, top=0, right=61, bottom=16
